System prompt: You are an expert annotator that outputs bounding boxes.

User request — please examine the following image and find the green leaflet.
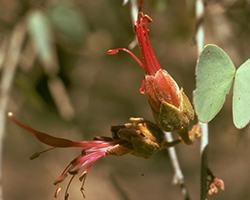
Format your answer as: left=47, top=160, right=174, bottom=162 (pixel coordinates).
left=194, top=44, right=236, bottom=122
left=27, top=10, right=54, bottom=69
left=233, top=59, right=250, bottom=129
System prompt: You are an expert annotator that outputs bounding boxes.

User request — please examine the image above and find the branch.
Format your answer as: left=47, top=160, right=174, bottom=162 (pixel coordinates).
left=122, top=0, right=139, bottom=49
left=195, top=0, right=208, bottom=200
left=165, top=132, right=191, bottom=200
left=0, top=21, right=26, bottom=200
left=128, top=0, right=139, bottom=49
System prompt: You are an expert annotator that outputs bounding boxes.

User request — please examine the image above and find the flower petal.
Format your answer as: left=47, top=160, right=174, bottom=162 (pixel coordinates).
left=135, top=12, right=161, bottom=75
left=69, top=151, right=106, bottom=174
left=154, top=69, right=180, bottom=108
left=8, top=112, right=112, bottom=148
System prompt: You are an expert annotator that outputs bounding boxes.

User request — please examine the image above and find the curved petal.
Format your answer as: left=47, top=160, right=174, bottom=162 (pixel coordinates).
left=154, top=69, right=180, bottom=108
left=8, top=112, right=112, bottom=148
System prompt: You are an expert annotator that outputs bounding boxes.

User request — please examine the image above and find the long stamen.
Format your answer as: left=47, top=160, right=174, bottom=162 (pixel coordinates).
left=107, top=48, right=144, bottom=69
left=54, top=156, right=80, bottom=185
left=30, top=147, right=56, bottom=160
left=64, top=175, right=76, bottom=200
left=79, top=171, right=87, bottom=198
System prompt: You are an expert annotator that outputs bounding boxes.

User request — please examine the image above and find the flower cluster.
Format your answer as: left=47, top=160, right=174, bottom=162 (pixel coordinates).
left=9, top=2, right=202, bottom=199
left=8, top=113, right=180, bottom=199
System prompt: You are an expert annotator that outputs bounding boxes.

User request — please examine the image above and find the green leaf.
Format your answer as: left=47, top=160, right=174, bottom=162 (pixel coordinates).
left=233, top=59, right=250, bottom=129
left=27, top=10, right=53, bottom=67
left=194, top=44, right=236, bottom=122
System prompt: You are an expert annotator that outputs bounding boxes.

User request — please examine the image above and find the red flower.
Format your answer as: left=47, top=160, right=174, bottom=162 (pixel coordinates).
left=107, top=13, right=180, bottom=112
left=8, top=113, right=180, bottom=199
left=107, top=12, right=194, bottom=136
left=7, top=112, right=129, bottom=199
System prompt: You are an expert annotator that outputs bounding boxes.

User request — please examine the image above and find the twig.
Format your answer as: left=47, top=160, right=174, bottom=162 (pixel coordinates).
left=128, top=0, right=138, bottom=49
left=199, top=123, right=208, bottom=200
left=129, top=0, right=138, bottom=25
left=123, top=0, right=139, bottom=49
left=122, top=0, right=129, bottom=6
left=0, top=21, right=26, bottom=200
left=122, top=0, right=138, bottom=23
left=195, top=0, right=208, bottom=200
left=195, top=0, right=205, bottom=55
left=37, top=38, right=76, bottom=121
left=0, top=36, right=9, bottom=71
left=19, top=39, right=37, bottom=72
left=165, top=132, right=191, bottom=200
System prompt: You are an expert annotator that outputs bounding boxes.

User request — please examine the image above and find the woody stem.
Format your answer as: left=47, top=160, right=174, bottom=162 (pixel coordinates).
left=165, top=132, right=191, bottom=200
left=195, top=0, right=208, bottom=199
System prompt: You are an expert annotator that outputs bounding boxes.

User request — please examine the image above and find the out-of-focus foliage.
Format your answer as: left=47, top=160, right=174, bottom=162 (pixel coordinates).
left=27, top=10, right=54, bottom=70
left=48, top=1, right=87, bottom=46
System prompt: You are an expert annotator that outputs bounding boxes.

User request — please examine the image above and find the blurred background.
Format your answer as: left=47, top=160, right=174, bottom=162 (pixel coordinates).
left=1, top=0, right=250, bottom=199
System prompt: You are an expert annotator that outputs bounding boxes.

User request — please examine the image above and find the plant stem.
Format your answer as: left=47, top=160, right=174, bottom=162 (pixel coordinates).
left=165, top=132, right=191, bottom=200
left=0, top=21, right=26, bottom=200
left=195, top=0, right=208, bottom=199
left=128, top=0, right=139, bottom=49
left=124, top=1, right=190, bottom=199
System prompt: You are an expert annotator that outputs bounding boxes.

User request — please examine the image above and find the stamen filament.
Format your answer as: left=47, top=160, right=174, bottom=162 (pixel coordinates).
left=54, top=187, right=62, bottom=198
left=54, top=156, right=79, bottom=185
left=64, top=175, right=76, bottom=200
left=79, top=171, right=87, bottom=198
left=107, top=48, right=144, bottom=69
left=30, top=147, right=56, bottom=160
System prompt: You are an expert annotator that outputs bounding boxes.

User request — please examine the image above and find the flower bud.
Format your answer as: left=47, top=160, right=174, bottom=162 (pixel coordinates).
left=144, top=69, right=194, bottom=132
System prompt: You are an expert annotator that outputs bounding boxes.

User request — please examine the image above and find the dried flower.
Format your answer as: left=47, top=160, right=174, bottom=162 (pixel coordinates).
left=107, top=12, right=195, bottom=144
left=8, top=112, right=180, bottom=199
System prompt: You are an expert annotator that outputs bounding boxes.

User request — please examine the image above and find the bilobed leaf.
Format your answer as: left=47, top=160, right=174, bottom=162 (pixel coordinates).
left=194, top=44, right=236, bottom=122
left=233, top=59, right=250, bottom=129
left=27, top=10, right=53, bottom=67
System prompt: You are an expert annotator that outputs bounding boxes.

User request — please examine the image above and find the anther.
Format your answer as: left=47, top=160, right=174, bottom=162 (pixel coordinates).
left=54, top=187, right=62, bottom=198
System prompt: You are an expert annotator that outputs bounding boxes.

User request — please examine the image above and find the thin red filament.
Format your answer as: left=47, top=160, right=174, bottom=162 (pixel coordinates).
left=107, top=48, right=144, bottom=69
left=135, top=12, right=161, bottom=75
